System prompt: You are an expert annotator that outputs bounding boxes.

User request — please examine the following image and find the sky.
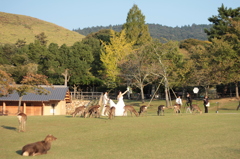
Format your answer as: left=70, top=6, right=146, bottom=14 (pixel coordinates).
left=1, top=0, right=239, bottom=30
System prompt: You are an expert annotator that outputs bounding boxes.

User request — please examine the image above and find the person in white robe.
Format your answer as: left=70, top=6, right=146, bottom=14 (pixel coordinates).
left=109, top=90, right=128, bottom=116
left=101, top=92, right=109, bottom=116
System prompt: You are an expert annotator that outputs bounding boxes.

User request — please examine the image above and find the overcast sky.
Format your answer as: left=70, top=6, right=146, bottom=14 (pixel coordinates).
left=1, top=0, right=239, bottom=30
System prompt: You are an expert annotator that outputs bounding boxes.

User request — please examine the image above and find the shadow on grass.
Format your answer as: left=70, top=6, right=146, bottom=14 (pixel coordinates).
left=16, top=150, right=22, bottom=155
left=1, top=125, right=17, bottom=131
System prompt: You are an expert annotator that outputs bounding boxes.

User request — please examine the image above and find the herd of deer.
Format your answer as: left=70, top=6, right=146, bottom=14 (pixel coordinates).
left=71, top=104, right=148, bottom=119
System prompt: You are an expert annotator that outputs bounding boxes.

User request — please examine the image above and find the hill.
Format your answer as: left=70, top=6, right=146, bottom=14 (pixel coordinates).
left=74, top=23, right=213, bottom=41
left=0, top=12, right=85, bottom=46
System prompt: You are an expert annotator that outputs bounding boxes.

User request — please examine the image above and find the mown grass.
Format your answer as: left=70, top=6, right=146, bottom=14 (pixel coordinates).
left=0, top=98, right=239, bottom=159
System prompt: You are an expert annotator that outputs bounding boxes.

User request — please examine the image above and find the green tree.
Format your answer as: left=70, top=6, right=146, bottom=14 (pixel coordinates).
left=100, top=29, right=134, bottom=88
left=204, top=4, right=240, bottom=98
left=123, top=4, right=152, bottom=45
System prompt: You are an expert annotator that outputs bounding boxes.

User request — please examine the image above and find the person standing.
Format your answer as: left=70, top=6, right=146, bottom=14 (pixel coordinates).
left=186, top=93, right=192, bottom=110
left=109, top=90, right=128, bottom=116
left=176, top=96, right=182, bottom=108
left=101, top=92, right=109, bottom=116
left=203, top=95, right=209, bottom=113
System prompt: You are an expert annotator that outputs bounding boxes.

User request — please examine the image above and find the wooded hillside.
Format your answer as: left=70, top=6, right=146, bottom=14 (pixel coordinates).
left=0, top=12, right=85, bottom=46
left=74, top=23, right=212, bottom=41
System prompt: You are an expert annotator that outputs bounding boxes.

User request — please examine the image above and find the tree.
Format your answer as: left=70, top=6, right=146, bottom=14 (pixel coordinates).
left=120, top=43, right=157, bottom=103
left=150, top=40, right=182, bottom=107
left=100, top=29, right=134, bottom=88
left=35, top=32, right=48, bottom=46
left=122, top=4, right=152, bottom=46
left=16, top=73, right=51, bottom=112
left=204, top=4, right=240, bottom=98
left=0, top=70, right=15, bottom=96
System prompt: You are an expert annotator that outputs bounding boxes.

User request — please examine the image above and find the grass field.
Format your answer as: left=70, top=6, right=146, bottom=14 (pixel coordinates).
left=1, top=98, right=240, bottom=159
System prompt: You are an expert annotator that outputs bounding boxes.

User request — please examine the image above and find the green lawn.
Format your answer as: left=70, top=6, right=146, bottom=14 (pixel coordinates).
left=0, top=98, right=239, bottom=159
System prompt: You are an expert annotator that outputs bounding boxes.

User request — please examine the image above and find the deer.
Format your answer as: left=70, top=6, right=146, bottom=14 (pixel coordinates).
left=21, top=134, right=57, bottom=156
left=173, top=104, right=181, bottom=114
left=139, top=105, right=147, bottom=116
left=191, top=104, right=202, bottom=114
left=157, top=105, right=165, bottom=116
left=84, top=105, right=101, bottom=118
left=17, top=112, right=27, bottom=132
left=108, top=107, right=115, bottom=120
left=103, top=105, right=110, bottom=116
left=123, top=105, right=139, bottom=117
left=71, top=106, right=86, bottom=117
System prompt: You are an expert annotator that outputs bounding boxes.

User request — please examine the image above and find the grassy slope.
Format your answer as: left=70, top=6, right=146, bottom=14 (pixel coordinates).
left=0, top=12, right=85, bottom=46
left=0, top=98, right=239, bottom=159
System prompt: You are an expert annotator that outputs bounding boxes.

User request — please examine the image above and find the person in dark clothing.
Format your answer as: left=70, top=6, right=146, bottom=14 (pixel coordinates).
left=203, top=95, right=209, bottom=113
left=186, top=93, right=192, bottom=110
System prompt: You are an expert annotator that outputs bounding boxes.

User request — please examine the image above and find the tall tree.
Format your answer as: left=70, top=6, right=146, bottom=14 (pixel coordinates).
left=100, top=29, right=133, bottom=88
left=122, top=4, right=152, bottom=45
left=204, top=4, right=240, bottom=98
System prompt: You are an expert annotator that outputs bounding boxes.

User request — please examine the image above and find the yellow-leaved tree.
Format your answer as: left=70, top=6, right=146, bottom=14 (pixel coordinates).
left=100, top=29, right=134, bottom=88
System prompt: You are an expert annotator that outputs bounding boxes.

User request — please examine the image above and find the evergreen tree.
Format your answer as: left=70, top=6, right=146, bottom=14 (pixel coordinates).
left=122, top=4, right=152, bottom=45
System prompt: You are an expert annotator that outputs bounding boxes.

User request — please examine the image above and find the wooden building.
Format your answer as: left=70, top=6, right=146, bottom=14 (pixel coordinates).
left=0, top=85, right=71, bottom=116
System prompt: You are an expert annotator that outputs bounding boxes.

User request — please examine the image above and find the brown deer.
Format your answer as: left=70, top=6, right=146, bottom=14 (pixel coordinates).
left=22, top=134, right=57, bottom=156
left=191, top=104, right=202, bottom=114
left=173, top=104, right=181, bottom=114
left=109, top=107, right=115, bottom=120
left=84, top=105, right=101, bottom=118
left=103, top=105, right=110, bottom=116
left=71, top=106, right=86, bottom=117
left=157, top=105, right=165, bottom=116
left=17, top=112, right=27, bottom=132
left=139, top=105, right=147, bottom=116
left=123, top=105, right=139, bottom=117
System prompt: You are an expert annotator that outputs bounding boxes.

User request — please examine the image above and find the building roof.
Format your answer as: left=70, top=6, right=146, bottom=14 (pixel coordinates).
left=0, top=85, right=69, bottom=102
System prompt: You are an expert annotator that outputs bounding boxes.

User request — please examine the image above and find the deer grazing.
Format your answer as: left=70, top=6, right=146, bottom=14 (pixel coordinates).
left=21, top=134, right=57, bottom=156
left=173, top=104, right=181, bottom=114
left=139, top=105, right=147, bottom=116
left=123, top=105, right=139, bottom=117
left=191, top=104, right=202, bottom=114
left=103, top=105, right=110, bottom=116
left=71, top=106, right=86, bottom=117
left=17, top=112, right=27, bottom=132
left=157, top=105, right=165, bottom=116
left=84, top=105, right=101, bottom=118
left=108, top=107, right=115, bottom=120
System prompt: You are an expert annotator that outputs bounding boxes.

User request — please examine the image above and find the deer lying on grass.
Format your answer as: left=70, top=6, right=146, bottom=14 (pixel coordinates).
left=17, top=112, right=27, bottom=132
left=109, top=107, right=115, bottom=120
left=191, top=104, right=202, bottom=114
left=84, top=105, right=101, bottom=118
left=139, top=105, right=147, bottom=116
left=103, top=105, right=110, bottom=116
left=123, top=105, right=139, bottom=117
left=71, top=106, right=86, bottom=117
left=157, top=105, right=165, bottom=116
left=173, top=104, right=181, bottom=114
left=21, top=134, right=57, bottom=156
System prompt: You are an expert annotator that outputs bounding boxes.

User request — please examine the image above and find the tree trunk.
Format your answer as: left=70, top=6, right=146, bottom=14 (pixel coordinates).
left=235, top=82, right=239, bottom=99
left=140, top=84, right=145, bottom=103
left=18, top=96, right=23, bottom=112
left=164, top=78, right=170, bottom=107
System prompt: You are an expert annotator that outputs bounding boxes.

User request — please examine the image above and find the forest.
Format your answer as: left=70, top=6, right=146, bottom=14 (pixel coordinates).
left=0, top=4, right=239, bottom=105
left=73, top=23, right=212, bottom=41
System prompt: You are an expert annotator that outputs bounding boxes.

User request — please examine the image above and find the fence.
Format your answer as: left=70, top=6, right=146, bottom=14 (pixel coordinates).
left=70, top=92, right=103, bottom=100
